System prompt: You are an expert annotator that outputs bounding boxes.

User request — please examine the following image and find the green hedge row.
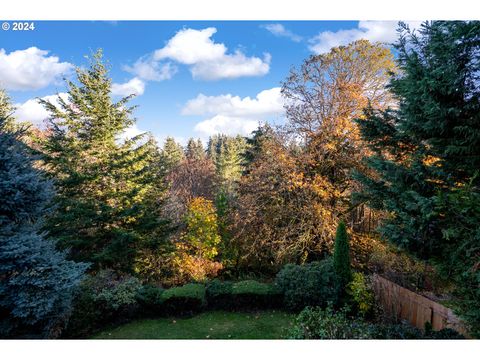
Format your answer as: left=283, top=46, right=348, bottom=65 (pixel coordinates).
left=136, top=258, right=341, bottom=316
left=136, top=279, right=283, bottom=316
left=206, top=279, right=282, bottom=310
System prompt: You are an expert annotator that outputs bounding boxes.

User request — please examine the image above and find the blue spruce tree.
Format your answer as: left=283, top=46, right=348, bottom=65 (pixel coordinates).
left=0, top=90, right=88, bottom=338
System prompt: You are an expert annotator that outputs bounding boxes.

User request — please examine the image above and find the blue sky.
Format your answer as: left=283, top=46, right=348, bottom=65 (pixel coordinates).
left=0, top=20, right=418, bottom=145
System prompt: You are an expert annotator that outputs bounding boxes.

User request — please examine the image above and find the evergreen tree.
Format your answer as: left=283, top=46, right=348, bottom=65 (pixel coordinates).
left=207, top=134, right=248, bottom=188
left=355, top=21, right=480, bottom=334
left=333, top=221, right=352, bottom=290
left=355, top=21, right=480, bottom=259
left=40, top=50, right=169, bottom=271
left=0, top=90, right=87, bottom=338
left=159, top=136, right=184, bottom=176
left=185, top=138, right=205, bottom=160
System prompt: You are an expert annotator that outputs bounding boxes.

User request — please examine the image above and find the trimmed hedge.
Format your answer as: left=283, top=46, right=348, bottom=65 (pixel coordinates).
left=231, top=280, right=282, bottom=309
left=205, top=279, right=282, bottom=310
left=205, top=279, right=233, bottom=309
left=160, top=283, right=206, bottom=315
left=135, top=285, right=164, bottom=315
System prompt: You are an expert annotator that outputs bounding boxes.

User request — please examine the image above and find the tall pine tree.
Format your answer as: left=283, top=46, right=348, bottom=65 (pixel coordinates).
left=41, top=50, right=169, bottom=271
left=159, top=136, right=184, bottom=176
left=0, top=89, right=87, bottom=338
left=355, top=21, right=480, bottom=259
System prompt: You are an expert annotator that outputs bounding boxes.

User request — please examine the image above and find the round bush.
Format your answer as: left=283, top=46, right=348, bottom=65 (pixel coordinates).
left=64, top=270, right=141, bottom=337
left=276, top=258, right=340, bottom=311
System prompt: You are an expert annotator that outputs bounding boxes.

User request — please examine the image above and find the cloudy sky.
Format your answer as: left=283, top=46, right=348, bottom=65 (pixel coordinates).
left=0, top=21, right=421, bottom=145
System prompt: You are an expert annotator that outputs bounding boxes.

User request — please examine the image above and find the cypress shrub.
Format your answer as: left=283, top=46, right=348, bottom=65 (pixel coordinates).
left=333, top=221, right=352, bottom=292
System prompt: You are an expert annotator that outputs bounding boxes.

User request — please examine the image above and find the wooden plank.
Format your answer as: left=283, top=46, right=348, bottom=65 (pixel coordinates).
left=371, top=274, right=469, bottom=337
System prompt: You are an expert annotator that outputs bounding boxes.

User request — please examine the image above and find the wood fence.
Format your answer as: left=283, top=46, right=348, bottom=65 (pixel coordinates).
left=371, top=274, right=469, bottom=337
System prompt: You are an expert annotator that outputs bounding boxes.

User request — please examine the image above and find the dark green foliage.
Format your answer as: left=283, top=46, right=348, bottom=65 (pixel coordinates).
left=289, top=305, right=373, bottom=339
left=205, top=279, right=233, bottom=309
left=333, top=221, right=352, bottom=290
left=205, top=279, right=281, bottom=310
left=41, top=50, right=170, bottom=271
left=368, top=322, right=424, bottom=339
left=64, top=270, right=141, bottom=338
left=160, top=283, right=206, bottom=315
left=355, top=21, right=480, bottom=259
left=434, top=180, right=480, bottom=337
left=185, top=138, right=205, bottom=160
left=0, top=93, right=88, bottom=338
left=289, top=306, right=461, bottom=339
left=423, top=323, right=465, bottom=339
left=230, top=280, right=282, bottom=309
left=354, top=21, right=480, bottom=334
left=135, top=285, right=164, bottom=315
left=242, top=124, right=276, bottom=171
left=275, top=259, right=340, bottom=311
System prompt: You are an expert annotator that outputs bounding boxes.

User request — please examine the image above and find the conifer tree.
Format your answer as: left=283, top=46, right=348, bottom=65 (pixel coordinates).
left=0, top=90, right=87, bottom=338
left=207, top=134, right=248, bottom=188
left=333, top=221, right=352, bottom=290
left=159, top=136, right=184, bottom=176
left=355, top=20, right=480, bottom=335
left=40, top=50, right=169, bottom=271
left=185, top=138, right=205, bottom=160
left=355, top=21, right=480, bottom=259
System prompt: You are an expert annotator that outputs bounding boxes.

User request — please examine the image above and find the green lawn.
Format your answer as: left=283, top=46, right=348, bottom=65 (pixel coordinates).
left=93, top=310, right=296, bottom=339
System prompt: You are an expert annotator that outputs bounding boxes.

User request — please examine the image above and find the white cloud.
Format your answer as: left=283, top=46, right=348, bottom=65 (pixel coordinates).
left=309, top=21, right=423, bottom=54
left=194, top=115, right=260, bottom=137
left=182, top=87, right=283, bottom=117
left=184, top=87, right=285, bottom=137
left=14, top=93, right=68, bottom=126
left=119, top=124, right=146, bottom=141
left=111, top=77, right=145, bottom=97
left=262, top=24, right=302, bottom=42
left=154, top=27, right=226, bottom=64
left=0, top=47, right=73, bottom=91
left=124, top=57, right=177, bottom=82
left=152, top=27, right=270, bottom=80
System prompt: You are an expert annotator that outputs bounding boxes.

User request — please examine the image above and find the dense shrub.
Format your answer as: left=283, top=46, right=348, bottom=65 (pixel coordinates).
left=160, top=283, right=206, bottom=315
left=276, top=259, right=340, bottom=311
left=347, top=272, right=374, bottom=318
left=64, top=270, right=141, bottom=337
left=289, top=306, right=464, bottom=339
left=135, top=285, right=164, bottom=315
left=423, top=322, right=465, bottom=339
left=369, top=322, right=424, bottom=339
left=230, top=280, right=282, bottom=309
left=205, top=279, right=233, bottom=309
left=289, top=306, right=372, bottom=339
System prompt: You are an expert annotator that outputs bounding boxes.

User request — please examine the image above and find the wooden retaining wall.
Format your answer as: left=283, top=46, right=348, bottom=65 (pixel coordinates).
left=371, top=274, right=469, bottom=337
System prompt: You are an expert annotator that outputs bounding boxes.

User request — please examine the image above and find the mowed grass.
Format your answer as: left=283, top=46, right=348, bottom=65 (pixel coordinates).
left=93, top=310, right=295, bottom=339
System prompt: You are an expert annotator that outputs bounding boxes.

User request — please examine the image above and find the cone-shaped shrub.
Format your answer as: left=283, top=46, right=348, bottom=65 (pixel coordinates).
left=333, top=221, right=352, bottom=291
